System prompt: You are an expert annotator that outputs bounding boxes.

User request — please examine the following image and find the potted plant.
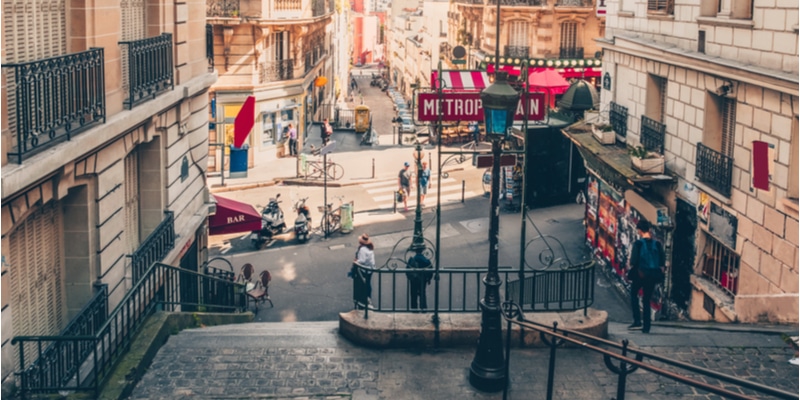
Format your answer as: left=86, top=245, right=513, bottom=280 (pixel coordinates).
left=628, top=145, right=664, bottom=174
left=592, top=122, right=615, bottom=145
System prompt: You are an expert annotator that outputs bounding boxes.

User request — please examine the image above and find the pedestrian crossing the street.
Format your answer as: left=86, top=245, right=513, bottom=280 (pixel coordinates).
left=361, top=176, right=476, bottom=210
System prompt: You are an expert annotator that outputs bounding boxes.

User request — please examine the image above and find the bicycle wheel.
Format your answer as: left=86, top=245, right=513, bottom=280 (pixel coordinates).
left=329, top=214, right=342, bottom=232
left=327, top=163, right=344, bottom=180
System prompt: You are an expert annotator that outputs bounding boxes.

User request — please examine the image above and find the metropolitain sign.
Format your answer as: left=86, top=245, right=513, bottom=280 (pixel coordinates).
left=417, top=92, right=546, bottom=122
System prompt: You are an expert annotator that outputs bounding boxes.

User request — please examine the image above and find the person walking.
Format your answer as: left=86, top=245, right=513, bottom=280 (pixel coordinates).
left=418, top=162, right=431, bottom=206
left=627, top=219, right=665, bottom=334
left=406, top=249, right=433, bottom=311
left=398, top=162, right=411, bottom=211
left=287, top=123, right=297, bottom=156
left=350, top=234, right=375, bottom=308
left=322, top=118, right=333, bottom=145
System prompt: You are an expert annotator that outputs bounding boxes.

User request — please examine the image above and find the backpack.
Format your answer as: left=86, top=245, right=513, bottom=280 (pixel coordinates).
left=638, top=239, right=660, bottom=271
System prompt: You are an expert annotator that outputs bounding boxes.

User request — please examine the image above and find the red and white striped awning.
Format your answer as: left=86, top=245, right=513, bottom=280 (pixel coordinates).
left=431, top=70, right=490, bottom=90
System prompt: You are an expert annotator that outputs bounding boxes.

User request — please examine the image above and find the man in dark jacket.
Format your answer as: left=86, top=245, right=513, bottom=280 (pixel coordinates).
left=627, top=219, right=665, bottom=334
left=407, top=250, right=433, bottom=311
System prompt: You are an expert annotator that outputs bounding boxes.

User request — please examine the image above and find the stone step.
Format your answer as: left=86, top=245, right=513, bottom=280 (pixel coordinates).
left=171, top=321, right=341, bottom=348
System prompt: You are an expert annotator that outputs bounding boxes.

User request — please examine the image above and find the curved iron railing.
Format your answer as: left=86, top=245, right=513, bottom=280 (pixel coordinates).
left=130, top=211, right=175, bottom=283
left=2, top=48, right=106, bottom=163
left=119, top=33, right=174, bottom=109
left=13, top=263, right=244, bottom=398
left=501, top=302, right=798, bottom=400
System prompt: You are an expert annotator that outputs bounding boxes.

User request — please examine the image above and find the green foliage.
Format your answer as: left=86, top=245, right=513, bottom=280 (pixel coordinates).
left=628, top=145, right=657, bottom=159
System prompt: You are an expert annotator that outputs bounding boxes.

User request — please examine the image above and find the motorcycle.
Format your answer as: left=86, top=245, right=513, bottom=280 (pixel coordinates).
left=293, top=197, right=311, bottom=243
left=251, top=193, right=286, bottom=249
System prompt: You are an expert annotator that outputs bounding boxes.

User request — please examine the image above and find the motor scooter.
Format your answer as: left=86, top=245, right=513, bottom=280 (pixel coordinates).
left=251, top=194, right=286, bottom=249
left=293, top=197, right=311, bottom=243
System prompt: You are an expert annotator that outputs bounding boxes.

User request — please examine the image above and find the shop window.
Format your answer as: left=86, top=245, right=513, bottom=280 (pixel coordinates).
left=700, top=234, right=739, bottom=296
left=262, top=113, right=275, bottom=145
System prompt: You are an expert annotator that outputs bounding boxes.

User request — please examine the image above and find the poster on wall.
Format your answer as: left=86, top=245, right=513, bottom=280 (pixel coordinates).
left=698, top=192, right=710, bottom=223
left=597, top=184, right=624, bottom=271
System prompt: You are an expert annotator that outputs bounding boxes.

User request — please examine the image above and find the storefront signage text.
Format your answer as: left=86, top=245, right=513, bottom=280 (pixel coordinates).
left=417, top=92, right=545, bottom=122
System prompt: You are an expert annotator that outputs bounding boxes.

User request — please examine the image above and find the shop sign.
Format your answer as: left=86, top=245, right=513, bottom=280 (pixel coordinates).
left=417, top=92, right=545, bottom=122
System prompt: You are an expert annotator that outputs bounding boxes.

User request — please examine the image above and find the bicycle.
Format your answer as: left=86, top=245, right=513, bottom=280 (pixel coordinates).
left=318, top=195, right=345, bottom=236
left=303, top=147, right=344, bottom=180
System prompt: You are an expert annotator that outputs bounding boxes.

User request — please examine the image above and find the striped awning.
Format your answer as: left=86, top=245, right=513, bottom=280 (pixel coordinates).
left=431, top=70, right=490, bottom=90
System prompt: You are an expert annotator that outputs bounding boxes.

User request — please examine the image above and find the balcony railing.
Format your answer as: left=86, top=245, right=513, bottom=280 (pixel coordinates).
left=119, top=33, right=174, bottom=109
left=130, top=211, right=175, bottom=283
left=609, top=102, right=628, bottom=139
left=3, top=48, right=106, bottom=163
left=304, top=48, right=327, bottom=73
left=696, top=143, right=733, bottom=197
left=259, top=59, right=295, bottom=83
left=455, top=0, right=484, bottom=4
left=559, top=47, right=584, bottom=59
left=488, top=0, right=545, bottom=5
left=641, top=115, right=665, bottom=154
left=312, top=0, right=326, bottom=17
left=504, top=45, right=530, bottom=59
left=207, top=0, right=240, bottom=17
left=206, top=24, right=215, bottom=71
left=13, top=263, right=244, bottom=398
left=557, top=0, right=591, bottom=5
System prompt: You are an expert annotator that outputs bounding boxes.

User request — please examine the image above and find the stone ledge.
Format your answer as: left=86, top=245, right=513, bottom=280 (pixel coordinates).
left=339, top=308, right=608, bottom=348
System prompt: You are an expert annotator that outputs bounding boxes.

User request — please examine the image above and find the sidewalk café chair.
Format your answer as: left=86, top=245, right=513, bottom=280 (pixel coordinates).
left=238, top=263, right=255, bottom=284
left=246, top=270, right=273, bottom=311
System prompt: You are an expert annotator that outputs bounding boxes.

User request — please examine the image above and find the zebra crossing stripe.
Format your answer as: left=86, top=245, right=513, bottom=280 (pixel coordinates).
left=365, top=178, right=455, bottom=194
left=372, top=184, right=465, bottom=202
left=376, top=191, right=476, bottom=210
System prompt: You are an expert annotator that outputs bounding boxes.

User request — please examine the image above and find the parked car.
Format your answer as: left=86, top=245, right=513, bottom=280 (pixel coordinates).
left=399, top=117, right=415, bottom=133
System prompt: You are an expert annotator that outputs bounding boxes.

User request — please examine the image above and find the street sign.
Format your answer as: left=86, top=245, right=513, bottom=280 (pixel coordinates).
left=476, top=154, right=516, bottom=168
left=452, top=60, right=466, bottom=65
left=418, top=92, right=545, bottom=122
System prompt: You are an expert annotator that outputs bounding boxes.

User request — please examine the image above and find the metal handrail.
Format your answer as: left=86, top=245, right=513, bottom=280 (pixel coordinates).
left=501, top=302, right=798, bottom=400
left=119, top=33, right=174, bottom=109
left=13, top=262, right=244, bottom=397
left=130, top=211, right=175, bottom=283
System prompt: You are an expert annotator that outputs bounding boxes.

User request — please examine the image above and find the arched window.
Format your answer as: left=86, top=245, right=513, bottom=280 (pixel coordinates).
left=506, top=21, right=529, bottom=58
left=559, top=22, right=583, bottom=59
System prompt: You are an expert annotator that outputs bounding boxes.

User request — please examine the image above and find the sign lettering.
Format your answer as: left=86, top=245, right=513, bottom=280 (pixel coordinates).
left=227, top=214, right=245, bottom=224
left=417, top=92, right=545, bottom=122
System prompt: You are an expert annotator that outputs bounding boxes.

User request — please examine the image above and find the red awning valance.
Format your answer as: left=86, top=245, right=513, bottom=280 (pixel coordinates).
left=208, top=195, right=262, bottom=235
left=431, top=70, right=490, bottom=90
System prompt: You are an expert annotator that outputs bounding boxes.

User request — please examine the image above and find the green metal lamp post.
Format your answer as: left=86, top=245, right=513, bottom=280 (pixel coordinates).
left=469, top=68, right=520, bottom=392
left=410, top=141, right=426, bottom=253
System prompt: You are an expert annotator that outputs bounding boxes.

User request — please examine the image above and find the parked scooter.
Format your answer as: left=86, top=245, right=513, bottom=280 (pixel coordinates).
left=293, top=197, right=311, bottom=243
left=251, top=194, right=286, bottom=249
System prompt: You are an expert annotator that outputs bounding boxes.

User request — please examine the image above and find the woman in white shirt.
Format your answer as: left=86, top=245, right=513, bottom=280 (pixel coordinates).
left=353, top=233, right=375, bottom=304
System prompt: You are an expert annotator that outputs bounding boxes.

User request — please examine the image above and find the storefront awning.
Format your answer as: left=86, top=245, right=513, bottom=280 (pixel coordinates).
left=208, top=195, right=262, bottom=235
left=560, top=122, right=674, bottom=191
left=431, top=70, right=490, bottom=90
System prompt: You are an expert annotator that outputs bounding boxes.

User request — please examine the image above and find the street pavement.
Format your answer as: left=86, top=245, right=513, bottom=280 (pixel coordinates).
left=132, top=71, right=800, bottom=399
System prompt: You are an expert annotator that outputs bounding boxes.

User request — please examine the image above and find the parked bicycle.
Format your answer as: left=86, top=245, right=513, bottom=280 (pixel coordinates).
left=318, top=195, right=350, bottom=236
left=303, top=147, right=344, bottom=180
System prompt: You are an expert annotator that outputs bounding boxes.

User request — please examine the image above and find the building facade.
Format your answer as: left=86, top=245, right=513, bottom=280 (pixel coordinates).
left=579, top=0, right=798, bottom=323
left=1, top=0, right=216, bottom=385
left=206, top=0, right=337, bottom=171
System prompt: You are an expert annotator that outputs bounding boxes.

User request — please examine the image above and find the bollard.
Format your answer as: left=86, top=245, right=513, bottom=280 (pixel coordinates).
left=462, top=180, right=466, bottom=203
left=372, top=158, right=375, bottom=179
left=393, top=190, right=397, bottom=213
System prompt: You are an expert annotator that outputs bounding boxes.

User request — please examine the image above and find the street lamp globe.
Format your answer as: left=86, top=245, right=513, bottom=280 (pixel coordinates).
left=480, top=71, right=519, bottom=139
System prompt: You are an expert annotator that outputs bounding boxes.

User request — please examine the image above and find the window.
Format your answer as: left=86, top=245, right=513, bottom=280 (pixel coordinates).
left=121, top=0, right=147, bottom=96
left=560, top=22, right=577, bottom=50
left=700, top=234, right=739, bottom=296
left=697, top=92, right=736, bottom=196
left=506, top=21, right=529, bottom=58
left=700, top=0, right=752, bottom=19
left=262, top=113, right=275, bottom=145
left=789, top=116, right=798, bottom=200
left=647, top=0, right=674, bottom=14
left=645, top=75, right=667, bottom=123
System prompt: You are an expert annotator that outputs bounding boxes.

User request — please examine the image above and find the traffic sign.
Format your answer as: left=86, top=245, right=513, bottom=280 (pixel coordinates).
left=476, top=154, right=516, bottom=168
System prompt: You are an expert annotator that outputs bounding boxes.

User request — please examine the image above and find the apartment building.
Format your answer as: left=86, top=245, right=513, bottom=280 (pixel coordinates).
left=207, top=0, right=337, bottom=170
left=1, top=0, right=216, bottom=387
left=569, top=0, right=799, bottom=323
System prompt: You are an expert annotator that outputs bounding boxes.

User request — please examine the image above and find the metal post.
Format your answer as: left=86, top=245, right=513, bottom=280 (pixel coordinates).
left=410, top=142, right=425, bottom=252
left=462, top=180, right=465, bottom=203
left=324, top=152, right=328, bottom=239
left=372, top=158, right=375, bottom=179
left=433, top=60, right=444, bottom=345
left=469, top=137, right=506, bottom=392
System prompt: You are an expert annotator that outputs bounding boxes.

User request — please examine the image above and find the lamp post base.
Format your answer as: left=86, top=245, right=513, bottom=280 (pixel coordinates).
left=469, top=297, right=506, bottom=393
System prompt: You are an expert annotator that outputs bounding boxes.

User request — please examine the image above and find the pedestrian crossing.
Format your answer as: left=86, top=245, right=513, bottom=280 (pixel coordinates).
left=361, top=176, right=477, bottom=210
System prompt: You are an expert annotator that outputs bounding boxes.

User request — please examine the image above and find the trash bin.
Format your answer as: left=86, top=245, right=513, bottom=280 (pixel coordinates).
left=229, top=145, right=248, bottom=178
left=340, top=202, right=354, bottom=233
left=276, top=138, right=287, bottom=158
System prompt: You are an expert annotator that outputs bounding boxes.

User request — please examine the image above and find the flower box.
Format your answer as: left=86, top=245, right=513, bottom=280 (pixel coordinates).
left=631, top=154, right=665, bottom=174
left=592, top=124, right=616, bottom=145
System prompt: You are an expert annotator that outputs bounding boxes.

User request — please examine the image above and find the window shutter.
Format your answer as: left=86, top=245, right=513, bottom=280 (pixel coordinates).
left=509, top=21, right=528, bottom=47
left=560, top=22, right=577, bottom=49
left=647, top=0, right=673, bottom=13
left=121, top=0, right=147, bottom=96
left=124, top=150, right=141, bottom=252
left=721, top=98, right=736, bottom=157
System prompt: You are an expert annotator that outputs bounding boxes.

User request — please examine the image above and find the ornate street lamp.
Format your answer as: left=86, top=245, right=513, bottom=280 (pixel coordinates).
left=410, top=141, right=426, bottom=253
left=468, top=7, right=521, bottom=391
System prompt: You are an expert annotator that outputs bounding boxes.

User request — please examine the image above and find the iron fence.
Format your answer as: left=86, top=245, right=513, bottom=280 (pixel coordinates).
left=312, top=0, right=327, bottom=16
left=12, top=263, right=245, bottom=398
left=641, top=115, right=665, bottom=154
left=207, top=0, right=240, bottom=17
left=351, top=262, right=595, bottom=319
left=501, top=302, right=797, bottom=400
left=120, top=33, right=174, bottom=109
left=2, top=48, right=106, bottom=163
left=504, top=45, right=530, bottom=59
left=695, top=143, right=733, bottom=197
left=610, top=101, right=628, bottom=139
left=488, top=0, right=545, bottom=5
left=206, top=24, right=215, bottom=71
left=559, top=47, right=584, bottom=59
left=259, top=59, right=295, bottom=83
left=130, top=211, right=175, bottom=283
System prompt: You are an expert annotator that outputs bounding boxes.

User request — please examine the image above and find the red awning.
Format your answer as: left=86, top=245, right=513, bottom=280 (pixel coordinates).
left=431, top=70, right=490, bottom=90
left=486, top=64, right=602, bottom=79
left=208, top=195, right=262, bottom=235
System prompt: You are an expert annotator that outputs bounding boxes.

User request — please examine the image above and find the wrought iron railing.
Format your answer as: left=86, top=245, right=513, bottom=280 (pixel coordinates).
left=259, top=59, right=295, bottom=83
left=455, top=0, right=483, bottom=3
left=207, top=0, right=240, bottom=17
left=488, top=0, right=545, bottom=5
left=351, top=262, right=594, bottom=319
left=610, top=102, right=628, bottom=139
left=304, top=48, right=327, bottom=73
left=11, top=285, right=108, bottom=394
left=501, top=303, right=797, bottom=400
left=556, top=0, right=591, bottom=5
left=696, top=143, right=733, bottom=197
left=3, top=48, right=106, bottom=163
left=640, top=115, right=665, bottom=154
left=12, top=263, right=244, bottom=398
left=312, top=0, right=326, bottom=17
left=559, top=47, right=584, bottom=59
left=130, top=211, right=175, bottom=283
left=504, top=45, right=530, bottom=59
left=206, top=24, right=215, bottom=71
left=119, top=33, right=174, bottom=109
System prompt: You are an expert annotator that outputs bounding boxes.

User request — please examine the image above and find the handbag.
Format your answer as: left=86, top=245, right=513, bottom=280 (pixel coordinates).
left=396, top=189, right=405, bottom=202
